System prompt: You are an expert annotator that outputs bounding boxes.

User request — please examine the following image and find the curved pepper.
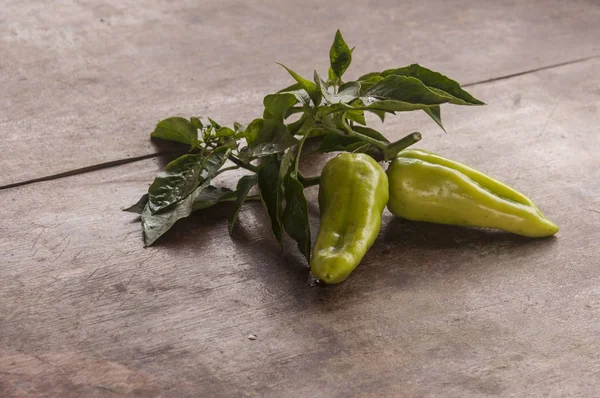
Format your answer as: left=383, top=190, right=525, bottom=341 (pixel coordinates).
left=311, top=153, right=389, bottom=284
left=387, top=149, right=558, bottom=237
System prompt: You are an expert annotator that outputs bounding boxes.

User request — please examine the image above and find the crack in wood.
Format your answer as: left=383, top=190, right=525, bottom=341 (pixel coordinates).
left=1, top=54, right=599, bottom=192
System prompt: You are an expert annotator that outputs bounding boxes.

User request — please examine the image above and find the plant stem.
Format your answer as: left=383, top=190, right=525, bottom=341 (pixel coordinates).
left=298, top=173, right=320, bottom=187
left=214, top=165, right=240, bottom=177
left=385, top=132, right=422, bottom=160
left=322, top=122, right=387, bottom=152
left=204, top=142, right=258, bottom=173
left=227, top=154, right=258, bottom=173
left=293, top=133, right=310, bottom=176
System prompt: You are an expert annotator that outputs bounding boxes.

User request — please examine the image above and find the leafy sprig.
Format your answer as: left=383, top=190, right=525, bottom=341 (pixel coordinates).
left=126, top=30, right=484, bottom=257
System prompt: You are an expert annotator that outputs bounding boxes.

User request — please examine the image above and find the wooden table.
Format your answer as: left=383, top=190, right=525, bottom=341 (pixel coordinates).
left=2, top=1, right=599, bottom=396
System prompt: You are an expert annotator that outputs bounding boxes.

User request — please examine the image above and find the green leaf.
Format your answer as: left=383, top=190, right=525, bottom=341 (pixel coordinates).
left=208, top=117, right=222, bottom=129
left=354, top=126, right=390, bottom=142
left=243, top=118, right=299, bottom=159
left=359, top=64, right=484, bottom=105
left=263, top=92, right=298, bottom=121
left=142, top=179, right=210, bottom=246
left=190, top=117, right=204, bottom=130
left=233, top=122, right=246, bottom=133
left=423, top=105, right=446, bottom=132
left=220, top=138, right=238, bottom=149
left=193, top=186, right=236, bottom=211
left=278, top=148, right=295, bottom=220
left=151, top=117, right=198, bottom=146
left=282, top=174, right=311, bottom=262
left=215, top=127, right=235, bottom=137
left=316, top=71, right=360, bottom=105
left=201, top=147, right=232, bottom=179
left=370, top=109, right=386, bottom=122
left=357, top=75, right=384, bottom=93
left=357, top=76, right=452, bottom=114
left=147, top=154, right=205, bottom=214
left=327, top=67, right=337, bottom=84
left=385, top=64, right=484, bottom=105
left=286, top=89, right=311, bottom=105
left=357, top=71, right=382, bottom=81
left=287, top=114, right=308, bottom=136
left=315, top=71, right=331, bottom=102
left=257, top=156, right=283, bottom=243
left=346, top=109, right=366, bottom=125
left=277, top=82, right=303, bottom=93
left=277, top=63, right=321, bottom=106
left=147, top=147, right=231, bottom=214
left=329, top=30, right=352, bottom=81
left=123, top=194, right=149, bottom=214
left=363, top=75, right=451, bottom=104
left=228, top=175, right=257, bottom=235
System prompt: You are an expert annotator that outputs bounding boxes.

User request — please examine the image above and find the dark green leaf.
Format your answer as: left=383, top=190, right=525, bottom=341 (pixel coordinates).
left=147, top=154, right=205, bottom=214
left=263, top=92, right=298, bottom=121
left=278, top=148, right=295, bottom=220
left=147, top=147, right=231, bottom=214
left=287, top=114, right=308, bottom=135
left=357, top=75, right=384, bottom=93
left=383, top=64, right=484, bottom=105
left=277, top=63, right=321, bottom=106
left=193, top=186, right=236, bottom=211
left=257, top=157, right=283, bottom=243
left=228, top=175, right=257, bottom=235
left=123, top=194, right=149, bottom=214
left=200, top=147, right=232, bottom=180
left=151, top=117, right=198, bottom=145
left=357, top=71, right=382, bottom=81
left=359, top=64, right=484, bottom=105
left=369, top=109, right=386, bottom=122
left=243, top=118, right=299, bottom=159
left=363, top=75, right=451, bottom=105
left=353, top=125, right=390, bottom=142
left=423, top=105, right=446, bottom=132
left=142, top=180, right=210, bottom=246
left=329, top=30, right=352, bottom=81
left=282, top=175, right=311, bottom=262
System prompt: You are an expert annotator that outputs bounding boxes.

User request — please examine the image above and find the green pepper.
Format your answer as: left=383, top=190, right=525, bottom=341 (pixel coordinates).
left=311, top=153, right=389, bottom=284
left=387, top=149, right=559, bottom=237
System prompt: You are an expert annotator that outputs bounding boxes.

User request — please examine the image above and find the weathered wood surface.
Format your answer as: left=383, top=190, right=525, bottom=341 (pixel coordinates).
left=1, top=56, right=599, bottom=396
left=2, top=0, right=600, bottom=186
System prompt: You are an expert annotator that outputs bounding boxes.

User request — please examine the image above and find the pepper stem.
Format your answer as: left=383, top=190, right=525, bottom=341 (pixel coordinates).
left=385, top=132, right=422, bottom=161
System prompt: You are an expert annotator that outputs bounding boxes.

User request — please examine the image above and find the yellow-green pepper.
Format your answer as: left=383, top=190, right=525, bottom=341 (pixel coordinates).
left=387, top=149, right=558, bottom=237
left=311, top=153, right=389, bottom=284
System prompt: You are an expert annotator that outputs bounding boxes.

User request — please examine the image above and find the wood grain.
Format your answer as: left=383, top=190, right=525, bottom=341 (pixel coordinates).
left=1, top=58, right=599, bottom=397
left=2, top=0, right=600, bottom=186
